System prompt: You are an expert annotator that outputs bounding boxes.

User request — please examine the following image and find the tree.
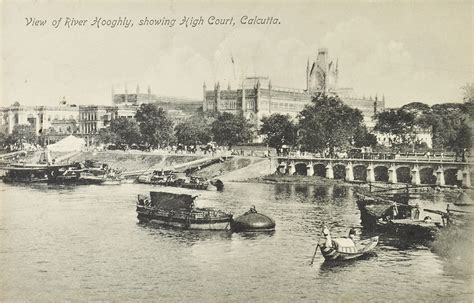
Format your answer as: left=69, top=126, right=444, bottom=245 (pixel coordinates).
left=428, top=103, right=470, bottom=151
left=260, top=114, right=296, bottom=148
left=374, top=109, right=417, bottom=146
left=111, top=117, right=141, bottom=146
left=210, top=112, right=253, bottom=147
left=353, top=127, right=377, bottom=148
left=97, top=128, right=118, bottom=145
left=297, top=93, right=365, bottom=154
left=175, top=115, right=212, bottom=146
left=135, top=104, right=175, bottom=148
left=461, top=83, right=474, bottom=103
left=0, top=130, right=8, bottom=148
left=7, top=124, right=37, bottom=147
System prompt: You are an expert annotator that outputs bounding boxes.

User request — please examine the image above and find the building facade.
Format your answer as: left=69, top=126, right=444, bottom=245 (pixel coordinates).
left=203, top=48, right=385, bottom=131
left=0, top=99, right=140, bottom=145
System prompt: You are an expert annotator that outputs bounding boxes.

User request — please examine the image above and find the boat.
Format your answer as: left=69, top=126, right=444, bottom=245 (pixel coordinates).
left=2, top=164, right=73, bottom=184
left=136, top=191, right=233, bottom=230
left=137, top=169, right=176, bottom=185
left=210, top=179, right=224, bottom=191
left=48, top=165, right=122, bottom=185
left=3, top=166, right=50, bottom=183
left=318, top=226, right=378, bottom=261
left=230, top=206, right=276, bottom=232
left=356, top=192, right=443, bottom=240
left=174, top=174, right=209, bottom=190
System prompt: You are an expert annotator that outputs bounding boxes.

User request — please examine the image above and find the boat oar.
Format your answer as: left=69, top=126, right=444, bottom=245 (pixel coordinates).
left=309, top=243, right=320, bottom=266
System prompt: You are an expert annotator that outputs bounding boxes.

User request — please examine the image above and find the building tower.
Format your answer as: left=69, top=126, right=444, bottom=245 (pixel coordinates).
left=111, top=85, right=115, bottom=104
left=125, top=84, right=128, bottom=103
left=203, top=82, right=207, bottom=111
left=148, top=85, right=151, bottom=102
left=306, top=58, right=310, bottom=91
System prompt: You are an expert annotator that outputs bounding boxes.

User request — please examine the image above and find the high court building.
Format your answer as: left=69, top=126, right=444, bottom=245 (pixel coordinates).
left=203, top=48, right=385, bottom=133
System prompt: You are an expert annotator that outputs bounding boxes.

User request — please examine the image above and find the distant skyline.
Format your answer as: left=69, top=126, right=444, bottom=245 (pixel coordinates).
left=1, top=1, right=472, bottom=108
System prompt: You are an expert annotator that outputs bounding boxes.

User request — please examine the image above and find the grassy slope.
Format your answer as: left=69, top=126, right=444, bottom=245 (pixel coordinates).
left=68, top=152, right=203, bottom=172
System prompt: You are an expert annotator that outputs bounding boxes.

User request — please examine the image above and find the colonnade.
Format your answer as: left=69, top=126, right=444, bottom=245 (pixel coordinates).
left=278, top=160, right=472, bottom=187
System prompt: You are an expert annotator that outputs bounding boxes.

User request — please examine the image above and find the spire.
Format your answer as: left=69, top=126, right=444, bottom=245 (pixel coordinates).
left=148, top=85, right=151, bottom=95
left=375, top=94, right=378, bottom=101
left=269, top=79, right=272, bottom=90
left=228, top=82, right=231, bottom=90
left=111, top=85, right=115, bottom=103
left=382, top=95, right=385, bottom=102
left=136, top=84, right=140, bottom=94
left=306, top=58, right=310, bottom=91
left=216, top=82, right=220, bottom=90
left=203, top=81, right=206, bottom=89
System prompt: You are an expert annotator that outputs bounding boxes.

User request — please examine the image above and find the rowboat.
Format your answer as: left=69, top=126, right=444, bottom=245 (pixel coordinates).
left=316, top=226, right=378, bottom=262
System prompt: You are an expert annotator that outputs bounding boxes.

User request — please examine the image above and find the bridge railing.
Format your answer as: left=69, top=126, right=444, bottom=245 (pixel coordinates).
left=279, top=152, right=471, bottom=164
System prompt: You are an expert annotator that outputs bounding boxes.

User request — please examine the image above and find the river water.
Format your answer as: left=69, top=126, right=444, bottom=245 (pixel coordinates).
left=1, top=181, right=472, bottom=302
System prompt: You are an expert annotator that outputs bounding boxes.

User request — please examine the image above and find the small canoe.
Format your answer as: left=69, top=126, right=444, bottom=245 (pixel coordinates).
left=319, top=236, right=379, bottom=261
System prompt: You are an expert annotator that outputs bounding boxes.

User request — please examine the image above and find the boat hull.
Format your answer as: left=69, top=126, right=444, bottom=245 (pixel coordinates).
left=319, top=236, right=379, bottom=261
left=136, top=207, right=232, bottom=230
left=136, top=179, right=209, bottom=190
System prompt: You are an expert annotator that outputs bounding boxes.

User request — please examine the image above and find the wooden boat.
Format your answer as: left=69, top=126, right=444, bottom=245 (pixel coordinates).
left=48, top=166, right=122, bottom=185
left=3, top=166, right=50, bottom=183
left=356, top=192, right=445, bottom=240
left=2, top=164, right=73, bottom=184
left=174, top=175, right=209, bottom=190
left=137, top=169, right=176, bottom=185
left=137, top=170, right=210, bottom=190
left=318, top=227, right=378, bottom=261
left=136, top=191, right=233, bottom=230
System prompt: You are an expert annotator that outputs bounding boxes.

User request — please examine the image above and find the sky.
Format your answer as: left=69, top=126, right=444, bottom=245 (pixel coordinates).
left=1, top=0, right=473, bottom=108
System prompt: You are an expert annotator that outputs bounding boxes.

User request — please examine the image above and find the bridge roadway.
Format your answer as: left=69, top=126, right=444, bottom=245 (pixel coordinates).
left=275, top=157, right=473, bottom=187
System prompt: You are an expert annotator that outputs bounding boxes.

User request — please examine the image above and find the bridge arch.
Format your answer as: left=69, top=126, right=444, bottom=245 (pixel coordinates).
left=373, top=164, right=389, bottom=169
left=420, top=167, right=436, bottom=185
left=294, top=163, right=307, bottom=176
left=313, top=163, right=326, bottom=177
left=353, top=165, right=367, bottom=181
left=333, top=164, right=346, bottom=179
left=444, top=168, right=460, bottom=186
left=396, top=166, right=411, bottom=184
left=374, top=166, right=389, bottom=182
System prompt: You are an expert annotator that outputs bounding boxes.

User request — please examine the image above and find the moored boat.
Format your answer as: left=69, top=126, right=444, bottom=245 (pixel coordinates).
left=230, top=206, right=276, bottom=232
left=2, top=164, right=74, bottom=184
left=355, top=192, right=443, bottom=240
left=136, top=191, right=233, bottom=230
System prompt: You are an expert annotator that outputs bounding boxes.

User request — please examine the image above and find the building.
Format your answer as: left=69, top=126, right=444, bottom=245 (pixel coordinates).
left=112, top=85, right=201, bottom=113
left=203, top=48, right=385, bottom=133
left=112, top=85, right=158, bottom=106
left=112, top=85, right=200, bottom=123
left=0, top=98, right=79, bottom=132
left=0, top=98, right=140, bottom=145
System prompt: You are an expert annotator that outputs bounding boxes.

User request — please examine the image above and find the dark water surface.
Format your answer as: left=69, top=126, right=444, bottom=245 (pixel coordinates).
left=1, top=182, right=472, bottom=302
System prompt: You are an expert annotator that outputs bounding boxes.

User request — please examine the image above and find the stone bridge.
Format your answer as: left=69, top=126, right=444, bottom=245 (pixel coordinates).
left=276, top=157, right=473, bottom=187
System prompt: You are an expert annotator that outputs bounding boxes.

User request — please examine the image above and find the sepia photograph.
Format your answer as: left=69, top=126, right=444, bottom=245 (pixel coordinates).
left=0, top=0, right=473, bottom=302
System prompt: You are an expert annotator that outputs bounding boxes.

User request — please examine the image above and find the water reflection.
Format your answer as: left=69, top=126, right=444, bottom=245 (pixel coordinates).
left=137, top=222, right=233, bottom=245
